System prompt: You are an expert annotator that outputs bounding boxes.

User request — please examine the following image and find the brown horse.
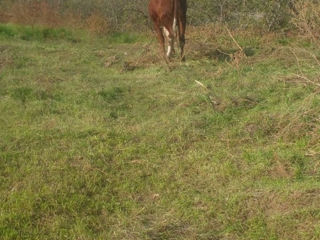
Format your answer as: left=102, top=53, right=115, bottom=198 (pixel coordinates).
left=148, top=0, right=187, bottom=62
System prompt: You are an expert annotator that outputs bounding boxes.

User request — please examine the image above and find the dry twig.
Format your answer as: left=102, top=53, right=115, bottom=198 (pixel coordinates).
left=195, top=80, right=220, bottom=109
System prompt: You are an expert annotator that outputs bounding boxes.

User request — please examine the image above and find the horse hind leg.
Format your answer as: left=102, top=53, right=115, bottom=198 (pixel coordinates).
left=163, top=24, right=175, bottom=59
left=154, top=23, right=168, bottom=63
left=172, top=17, right=178, bottom=55
left=178, top=18, right=186, bottom=61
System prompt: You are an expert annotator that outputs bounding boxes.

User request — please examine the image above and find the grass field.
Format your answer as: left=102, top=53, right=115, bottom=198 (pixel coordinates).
left=1, top=23, right=320, bottom=240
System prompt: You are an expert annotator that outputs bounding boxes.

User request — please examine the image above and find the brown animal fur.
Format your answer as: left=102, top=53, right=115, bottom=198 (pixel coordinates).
left=148, top=0, right=187, bottom=62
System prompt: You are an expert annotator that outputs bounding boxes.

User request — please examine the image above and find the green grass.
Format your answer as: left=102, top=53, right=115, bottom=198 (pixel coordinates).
left=1, top=23, right=320, bottom=239
left=106, top=32, right=147, bottom=44
left=0, top=23, right=83, bottom=42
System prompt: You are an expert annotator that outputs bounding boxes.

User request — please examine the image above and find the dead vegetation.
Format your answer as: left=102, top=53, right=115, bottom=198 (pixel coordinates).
left=291, top=0, right=320, bottom=44
left=0, top=1, right=110, bottom=34
left=275, top=46, right=320, bottom=153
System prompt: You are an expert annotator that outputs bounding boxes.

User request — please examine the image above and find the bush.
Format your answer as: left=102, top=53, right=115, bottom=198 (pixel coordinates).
left=290, top=0, right=320, bottom=41
left=0, top=0, right=314, bottom=33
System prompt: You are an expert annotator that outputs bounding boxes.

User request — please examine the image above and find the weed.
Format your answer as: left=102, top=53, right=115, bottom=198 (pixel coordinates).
left=10, top=87, right=33, bottom=103
left=98, top=87, right=125, bottom=102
